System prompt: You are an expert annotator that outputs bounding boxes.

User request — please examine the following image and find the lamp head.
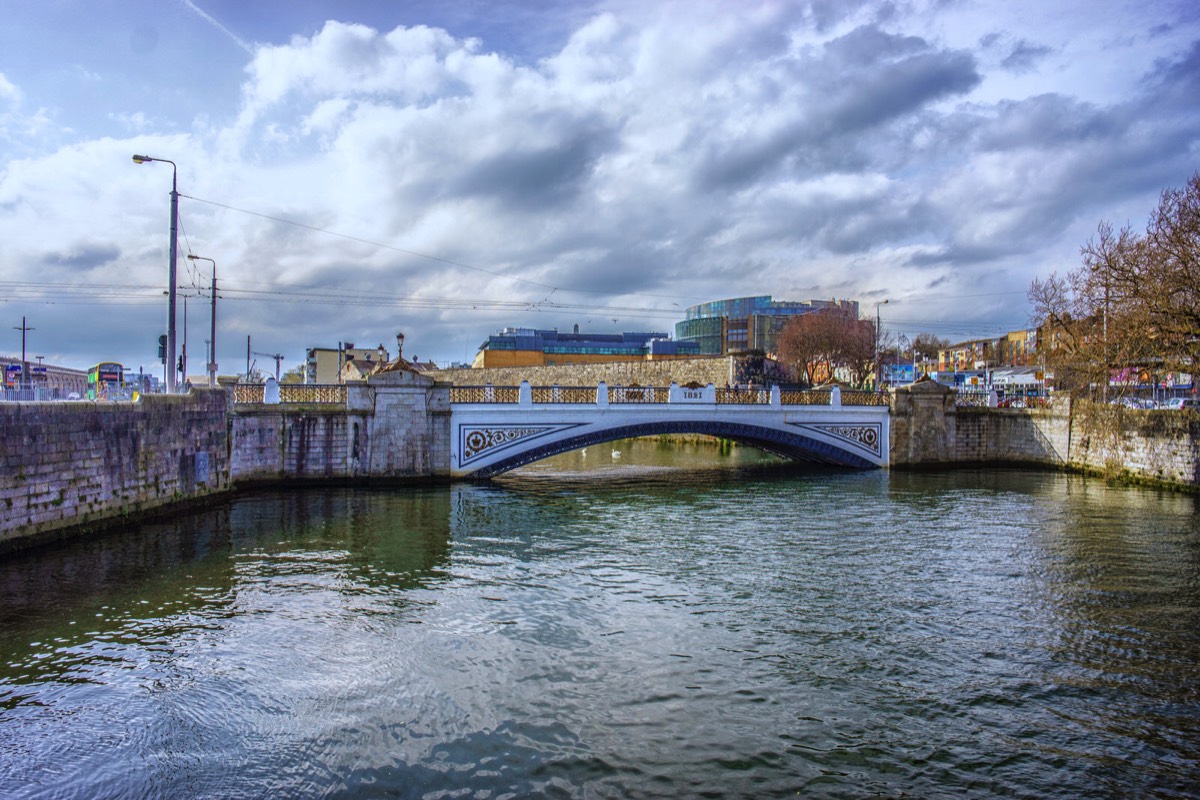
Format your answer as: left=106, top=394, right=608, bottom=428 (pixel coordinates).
left=132, top=154, right=152, bottom=164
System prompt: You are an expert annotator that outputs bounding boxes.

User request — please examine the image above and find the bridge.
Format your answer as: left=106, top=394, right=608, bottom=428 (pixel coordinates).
left=449, top=382, right=890, bottom=478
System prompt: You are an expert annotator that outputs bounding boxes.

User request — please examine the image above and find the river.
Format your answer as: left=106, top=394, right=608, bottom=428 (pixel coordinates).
left=1, top=440, right=1198, bottom=798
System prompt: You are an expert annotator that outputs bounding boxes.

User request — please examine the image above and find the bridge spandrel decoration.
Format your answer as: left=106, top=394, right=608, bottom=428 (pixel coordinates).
left=460, top=423, right=585, bottom=465
left=789, top=422, right=883, bottom=458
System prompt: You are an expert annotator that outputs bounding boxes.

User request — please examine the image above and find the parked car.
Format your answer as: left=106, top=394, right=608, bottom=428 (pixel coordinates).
left=1164, top=398, right=1186, bottom=410
left=1183, top=399, right=1200, bottom=411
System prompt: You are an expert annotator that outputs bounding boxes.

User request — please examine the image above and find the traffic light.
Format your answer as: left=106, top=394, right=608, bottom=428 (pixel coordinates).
left=158, top=334, right=167, bottom=362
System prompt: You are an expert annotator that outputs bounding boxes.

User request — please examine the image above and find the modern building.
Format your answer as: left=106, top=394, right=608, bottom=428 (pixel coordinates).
left=472, top=327, right=700, bottom=369
left=938, top=339, right=996, bottom=372
left=305, top=343, right=389, bottom=384
left=674, top=296, right=860, bottom=356
left=999, top=329, right=1038, bottom=367
left=938, top=330, right=1039, bottom=373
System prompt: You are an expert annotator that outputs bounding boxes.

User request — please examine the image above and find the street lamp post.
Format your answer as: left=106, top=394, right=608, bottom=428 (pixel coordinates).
left=132, top=154, right=179, bottom=393
left=188, top=255, right=218, bottom=387
left=874, top=299, right=889, bottom=390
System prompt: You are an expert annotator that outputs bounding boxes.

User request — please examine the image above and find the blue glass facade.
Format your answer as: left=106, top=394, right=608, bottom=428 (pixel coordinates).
left=675, top=296, right=860, bottom=355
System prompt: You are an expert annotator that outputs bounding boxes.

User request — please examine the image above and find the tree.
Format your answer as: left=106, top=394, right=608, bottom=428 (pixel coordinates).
left=1141, top=174, right=1200, bottom=373
left=280, top=364, right=306, bottom=384
left=778, top=308, right=877, bottom=389
left=1028, top=171, right=1200, bottom=396
left=911, top=333, right=950, bottom=360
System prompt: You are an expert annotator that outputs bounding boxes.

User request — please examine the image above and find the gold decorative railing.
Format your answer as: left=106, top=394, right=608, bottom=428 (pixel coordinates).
left=446, top=384, right=892, bottom=406
left=450, top=385, right=521, bottom=404
left=779, top=390, right=832, bottom=405
left=233, top=383, right=347, bottom=404
left=531, top=386, right=596, bottom=404
left=840, top=391, right=891, bottom=407
left=716, top=387, right=770, bottom=404
left=608, top=386, right=669, bottom=404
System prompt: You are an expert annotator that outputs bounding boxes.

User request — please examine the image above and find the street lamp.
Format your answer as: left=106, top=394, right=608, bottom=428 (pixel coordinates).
left=132, top=154, right=179, bottom=393
left=875, top=299, right=889, bottom=390
left=188, top=254, right=218, bottom=387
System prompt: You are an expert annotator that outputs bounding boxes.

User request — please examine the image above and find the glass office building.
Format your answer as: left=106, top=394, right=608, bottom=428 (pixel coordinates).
left=675, top=296, right=860, bottom=356
left=473, top=328, right=700, bottom=368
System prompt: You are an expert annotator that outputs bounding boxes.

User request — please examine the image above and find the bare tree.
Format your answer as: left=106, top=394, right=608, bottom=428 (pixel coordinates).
left=911, top=333, right=950, bottom=359
left=779, top=308, right=877, bottom=389
left=1029, top=171, right=1200, bottom=396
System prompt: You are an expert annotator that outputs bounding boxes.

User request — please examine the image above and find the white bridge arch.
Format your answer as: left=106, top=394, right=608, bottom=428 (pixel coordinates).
left=449, top=382, right=890, bottom=478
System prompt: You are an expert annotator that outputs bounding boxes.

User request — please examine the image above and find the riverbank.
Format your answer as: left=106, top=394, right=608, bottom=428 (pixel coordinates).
left=3, top=384, right=1197, bottom=553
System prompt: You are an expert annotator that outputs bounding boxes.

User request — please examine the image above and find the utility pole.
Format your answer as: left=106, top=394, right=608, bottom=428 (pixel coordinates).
left=187, top=254, right=218, bottom=386
left=874, top=299, right=888, bottom=390
left=12, top=317, right=34, bottom=390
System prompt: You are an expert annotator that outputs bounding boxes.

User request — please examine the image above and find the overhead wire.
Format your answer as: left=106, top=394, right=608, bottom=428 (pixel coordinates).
left=180, top=193, right=710, bottom=305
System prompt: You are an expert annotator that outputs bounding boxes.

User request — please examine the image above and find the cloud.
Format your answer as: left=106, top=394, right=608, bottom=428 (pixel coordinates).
left=1000, top=39, right=1053, bottom=73
left=2, top=2, right=1199, bottom=369
left=0, top=73, right=21, bottom=106
left=42, top=242, right=122, bottom=270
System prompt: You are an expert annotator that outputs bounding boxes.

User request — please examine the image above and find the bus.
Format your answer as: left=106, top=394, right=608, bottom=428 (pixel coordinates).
left=87, top=362, right=124, bottom=400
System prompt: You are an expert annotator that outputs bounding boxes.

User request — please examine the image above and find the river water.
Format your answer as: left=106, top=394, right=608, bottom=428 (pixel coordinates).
left=1, top=440, right=1199, bottom=799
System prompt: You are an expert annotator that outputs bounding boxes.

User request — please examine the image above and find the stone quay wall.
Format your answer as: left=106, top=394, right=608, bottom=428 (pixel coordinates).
left=229, top=374, right=451, bottom=485
left=891, top=382, right=1199, bottom=489
left=230, top=407, right=373, bottom=483
left=5, top=374, right=1195, bottom=551
left=0, top=388, right=230, bottom=551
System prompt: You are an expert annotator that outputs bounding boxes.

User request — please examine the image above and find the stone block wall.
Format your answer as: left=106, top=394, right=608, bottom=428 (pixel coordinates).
left=0, top=388, right=230, bottom=550
left=230, top=408, right=372, bottom=483
left=1068, top=401, right=1200, bottom=485
left=889, top=380, right=957, bottom=465
left=892, top=383, right=1198, bottom=489
left=228, top=377, right=452, bottom=484
left=951, top=407, right=1072, bottom=465
left=428, top=357, right=738, bottom=389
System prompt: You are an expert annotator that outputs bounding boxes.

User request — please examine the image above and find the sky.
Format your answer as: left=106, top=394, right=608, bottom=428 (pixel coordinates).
left=1, top=0, right=1198, bottom=375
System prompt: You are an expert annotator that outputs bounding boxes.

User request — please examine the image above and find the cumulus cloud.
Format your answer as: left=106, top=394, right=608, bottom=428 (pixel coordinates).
left=2, top=1, right=1199, bottom=369
left=0, top=73, right=20, bottom=106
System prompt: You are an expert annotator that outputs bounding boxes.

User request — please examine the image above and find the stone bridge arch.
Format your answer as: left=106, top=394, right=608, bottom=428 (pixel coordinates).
left=460, top=418, right=882, bottom=478
left=449, top=382, right=888, bottom=478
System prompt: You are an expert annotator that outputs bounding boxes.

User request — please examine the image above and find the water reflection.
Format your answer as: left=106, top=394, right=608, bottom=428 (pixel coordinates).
left=1, top=454, right=1198, bottom=799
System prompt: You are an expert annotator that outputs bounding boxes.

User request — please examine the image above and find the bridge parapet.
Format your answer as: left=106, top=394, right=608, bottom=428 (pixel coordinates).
left=449, top=382, right=888, bottom=408
left=233, top=383, right=347, bottom=405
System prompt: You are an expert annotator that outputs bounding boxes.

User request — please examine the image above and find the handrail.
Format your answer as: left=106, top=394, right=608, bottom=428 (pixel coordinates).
left=449, top=384, right=890, bottom=406
left=233, top=383, right=347, bottom=405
